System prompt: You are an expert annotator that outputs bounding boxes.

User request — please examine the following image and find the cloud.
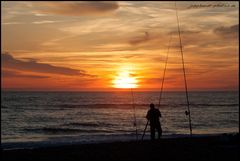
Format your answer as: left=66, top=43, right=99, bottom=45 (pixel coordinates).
left=213, top=24, right=239, bottom=38
left=2, top=69, right=49, bottom=79
left=168, top=30, right=201, bottom=35
left=1, top=52, right=93, bottom=76
left=32, top=20, right=59, bottom=24
left=128, top=31, right=170, bottom=49
left=34, top=1, right=119, bottom=16
left=129, top=31, right=150, bottom=45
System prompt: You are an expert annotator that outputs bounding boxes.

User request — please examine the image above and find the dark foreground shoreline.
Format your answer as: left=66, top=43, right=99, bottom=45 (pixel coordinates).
left=2, top=134, right=239, bottom=160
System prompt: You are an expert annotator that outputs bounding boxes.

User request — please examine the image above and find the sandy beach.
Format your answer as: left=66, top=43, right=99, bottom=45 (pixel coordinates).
left=2, top=134, right=239, bottom=160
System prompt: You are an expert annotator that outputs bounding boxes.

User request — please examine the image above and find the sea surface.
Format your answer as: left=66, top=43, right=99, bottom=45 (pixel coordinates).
left=1, top=91, right=239, bottom=149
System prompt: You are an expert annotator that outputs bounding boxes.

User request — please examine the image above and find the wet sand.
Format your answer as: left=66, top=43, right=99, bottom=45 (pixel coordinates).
left=2, top=134, right=239, bottom=160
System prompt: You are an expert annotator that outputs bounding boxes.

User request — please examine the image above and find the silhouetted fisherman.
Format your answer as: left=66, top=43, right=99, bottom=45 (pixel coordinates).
left=146, top=103, right=162, bottom=140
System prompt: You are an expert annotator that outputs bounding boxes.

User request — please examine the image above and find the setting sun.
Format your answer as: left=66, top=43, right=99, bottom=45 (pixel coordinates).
left=113, top=69, right=138, bottom=88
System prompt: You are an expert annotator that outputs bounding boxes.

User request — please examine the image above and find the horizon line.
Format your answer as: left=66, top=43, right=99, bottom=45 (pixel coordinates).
left=2, top=88, right=239, bottom=92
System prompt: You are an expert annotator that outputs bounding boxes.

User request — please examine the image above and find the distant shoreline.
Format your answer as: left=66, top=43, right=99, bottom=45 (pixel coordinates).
left=2, top=133, right=239, bottom=160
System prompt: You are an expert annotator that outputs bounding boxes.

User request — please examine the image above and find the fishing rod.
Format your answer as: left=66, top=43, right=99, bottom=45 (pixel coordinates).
left=141, top=120, right=149, bottom=141
left=131, top=87, right=138, bottom=140
left=129, top=65, right=138, bottom=141
left=175, top=1, right=193, bottom=136
left=141, top=35, right=172, bottom=141
left=142, top=2, right=193, bottom=140
left=158, top=34, right=172, bottom=109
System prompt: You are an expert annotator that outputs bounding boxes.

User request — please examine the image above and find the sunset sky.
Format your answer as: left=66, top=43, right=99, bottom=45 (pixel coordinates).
left=1, top=1, right=239, bottom=91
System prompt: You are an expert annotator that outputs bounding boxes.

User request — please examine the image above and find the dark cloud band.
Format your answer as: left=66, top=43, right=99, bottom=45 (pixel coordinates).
left=2, top=52, right=92, bottom=76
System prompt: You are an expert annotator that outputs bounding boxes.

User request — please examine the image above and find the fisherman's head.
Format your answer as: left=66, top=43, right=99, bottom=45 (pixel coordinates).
left=150, top=103, right=155, bottom=109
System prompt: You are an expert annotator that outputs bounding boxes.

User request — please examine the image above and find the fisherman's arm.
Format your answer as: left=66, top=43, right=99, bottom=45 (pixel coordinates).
left=158, top=110, right=162, bottom=118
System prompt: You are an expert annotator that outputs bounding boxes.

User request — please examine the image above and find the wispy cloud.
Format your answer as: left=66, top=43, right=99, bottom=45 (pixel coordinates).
left=129, top=31, right=150, bottom=45
left=213, top=24, right=239, bottom=38
left=34, top=1, right=119, bottom=16
left=2, top=22, right=23, bottom=25
left=32, top=20, right=59, bottom=24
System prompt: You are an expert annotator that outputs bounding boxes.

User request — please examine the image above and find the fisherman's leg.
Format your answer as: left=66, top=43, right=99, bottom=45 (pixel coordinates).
left=157, top=126, right=162, bottom=139
left=150, top=126, right=155, bottom=140
left=156, top=123, right=162, bottom=139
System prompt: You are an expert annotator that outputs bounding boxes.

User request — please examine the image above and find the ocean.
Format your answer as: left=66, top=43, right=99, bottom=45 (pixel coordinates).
left=1, top=91, right=239, bottom=149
